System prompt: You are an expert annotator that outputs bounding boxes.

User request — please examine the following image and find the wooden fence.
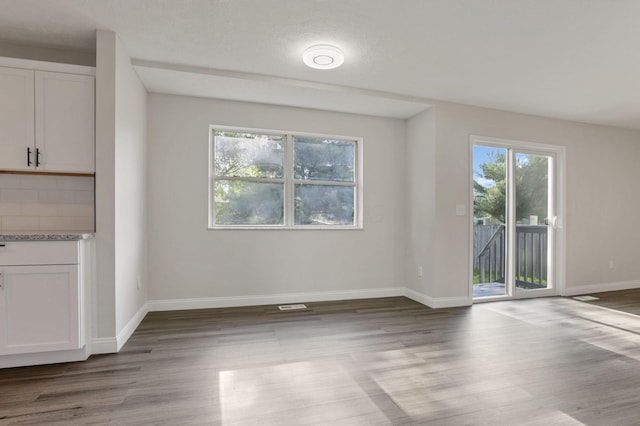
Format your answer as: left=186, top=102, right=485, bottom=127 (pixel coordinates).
left=473, top=224, right=501, bottom=270
left=474, top=224, right=548, bottom=287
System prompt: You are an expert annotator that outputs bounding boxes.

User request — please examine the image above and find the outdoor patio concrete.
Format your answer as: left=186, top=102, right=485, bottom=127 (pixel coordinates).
left=473, top=282, right=506, bottom=298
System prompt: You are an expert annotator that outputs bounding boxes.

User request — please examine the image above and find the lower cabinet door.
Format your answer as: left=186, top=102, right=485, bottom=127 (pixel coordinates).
left=0, top=265, right=80, bottom=355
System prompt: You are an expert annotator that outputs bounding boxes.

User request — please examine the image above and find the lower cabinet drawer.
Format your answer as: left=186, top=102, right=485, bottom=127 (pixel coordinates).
left=0, top=241, right=78, bottom=266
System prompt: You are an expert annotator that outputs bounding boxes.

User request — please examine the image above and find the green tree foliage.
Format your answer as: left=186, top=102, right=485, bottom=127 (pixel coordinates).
left=213, top=132, right=356, bottom=225
left=214, top=132, right=285, bottom=224
left=294, top=184, right=354, bottom=225
left=215, top=181, right=283, bottom=225
left=215, top=132, right=284, bottom=178
left=293, top=137, right=355, bottom=225
left=474, top=153, right=548, bottom=223
left=293, top=137, right=355, bottom=182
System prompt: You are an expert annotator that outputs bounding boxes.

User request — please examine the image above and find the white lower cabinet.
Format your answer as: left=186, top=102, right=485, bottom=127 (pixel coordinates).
left=0, top=241, right=84, bottom=358
left=0, top=265, right=80, bottom=355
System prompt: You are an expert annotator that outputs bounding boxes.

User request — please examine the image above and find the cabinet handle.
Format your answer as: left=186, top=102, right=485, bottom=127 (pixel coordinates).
left=27, top=147, right=32, bottom=167
left=0, top=244, right=5, bottom=247
left=36, top=148, right=41, bottom=167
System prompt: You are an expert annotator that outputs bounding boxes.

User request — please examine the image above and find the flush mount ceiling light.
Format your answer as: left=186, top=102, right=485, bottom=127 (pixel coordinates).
left=302, top=44, right=344, bottom=70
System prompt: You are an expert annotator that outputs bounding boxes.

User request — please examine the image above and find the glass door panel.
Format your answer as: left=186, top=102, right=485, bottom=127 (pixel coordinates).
left=473, top=146, right=508, bottom=298
left=514, top=152, right=553, bottom=292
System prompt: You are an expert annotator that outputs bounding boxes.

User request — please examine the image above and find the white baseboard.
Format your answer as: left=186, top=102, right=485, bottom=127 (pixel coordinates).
left=88, top=303, right=149, bottom=354
left=147, top=287, right=405, bottom=312
left=563, top=280, right=640, bottom=297
left=403, top=287, right=434, bottom=307
left=90, top=337, right=118, bottom=355
left=403, top=288, right=472, bottom=308
left=79, top=281, right=639, bottom=359
left=2, top=286, right=473, bottom=368
left=0, top=347, right=89, bottom=369
left=116, top=303, right=149, bottom=351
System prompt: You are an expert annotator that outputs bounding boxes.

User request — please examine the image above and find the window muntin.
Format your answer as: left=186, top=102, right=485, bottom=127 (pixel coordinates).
left=210, top=127, right=361, bottom=229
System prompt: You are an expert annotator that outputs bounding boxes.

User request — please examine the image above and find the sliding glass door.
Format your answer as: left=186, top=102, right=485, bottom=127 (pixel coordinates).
left=472, top=137, right=561, bottom=300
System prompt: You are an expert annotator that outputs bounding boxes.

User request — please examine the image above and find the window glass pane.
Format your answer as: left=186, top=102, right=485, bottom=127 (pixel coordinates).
left=294, top=137, right=355, bottom=182
left=215, top=131, right=284, bottom=178
left=215, top=180, right=284, bottom=225
left=294, top=184, right=354, bottom=225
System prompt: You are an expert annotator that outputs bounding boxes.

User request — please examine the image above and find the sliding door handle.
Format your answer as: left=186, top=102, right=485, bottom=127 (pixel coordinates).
left=545, top=216, right=559, bottom=229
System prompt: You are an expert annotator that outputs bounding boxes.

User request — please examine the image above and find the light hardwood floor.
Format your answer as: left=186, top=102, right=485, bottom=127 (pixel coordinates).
left=2, top=294, right=640, bottom=425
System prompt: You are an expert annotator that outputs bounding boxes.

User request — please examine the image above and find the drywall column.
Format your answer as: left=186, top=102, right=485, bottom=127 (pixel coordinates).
left=95, top=30, right=149, bottom=352
left=113, top=34, right=148, bottom=347
left=94, top=30, right=117, bottom=350
left=405, top=108, right=436, bottom=300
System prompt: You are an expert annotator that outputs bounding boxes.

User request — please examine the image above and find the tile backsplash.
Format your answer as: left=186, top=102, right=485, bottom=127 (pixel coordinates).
left=0, top=174, right=94, bottom=232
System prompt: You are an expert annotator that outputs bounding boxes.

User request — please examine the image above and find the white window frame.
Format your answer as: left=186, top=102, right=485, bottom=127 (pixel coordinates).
left=208, top=125, right=363, bottom=230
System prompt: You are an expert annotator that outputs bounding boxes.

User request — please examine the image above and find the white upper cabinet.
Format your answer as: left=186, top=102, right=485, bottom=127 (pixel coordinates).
left=0, top=61, right=95, bottom=174
left=35, top=72, right=95, bottom=173
left=0, top=67, right=35, bottom=170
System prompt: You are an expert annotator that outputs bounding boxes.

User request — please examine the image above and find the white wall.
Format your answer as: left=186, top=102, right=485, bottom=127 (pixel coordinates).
left=114, top=36, right=148, bottom=342
left=420, top=101, right=640, bottom=301
left=95, top=30, right=147, bottom=350
left=148, top=94, right=640, bottom=309
left=106, top=46, right=640, bottom=335
left=405, top=108, right=436, bottom=297
left=147, top=94, right=406, bottom=304
left=95, top=30, right=117, bottom=341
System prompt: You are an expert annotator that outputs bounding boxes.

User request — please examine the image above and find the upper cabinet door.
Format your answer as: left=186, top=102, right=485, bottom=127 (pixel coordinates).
left=0, top=67, right=35, bottom=170
left=35, top=72, right=95, bottom=173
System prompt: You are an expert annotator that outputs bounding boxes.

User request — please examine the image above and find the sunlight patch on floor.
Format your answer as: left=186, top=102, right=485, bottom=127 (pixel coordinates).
left=218, top=360, right=388, bottom=424
left=519, top=410, right=587, bottom=425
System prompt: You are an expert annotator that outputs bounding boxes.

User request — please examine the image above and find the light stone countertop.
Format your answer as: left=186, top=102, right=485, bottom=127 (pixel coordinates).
left=0, top=232, right=95, bottom=241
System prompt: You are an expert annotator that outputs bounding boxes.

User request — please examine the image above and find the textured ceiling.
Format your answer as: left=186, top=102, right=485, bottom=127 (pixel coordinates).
left=1, top=0, right=639, bottom=127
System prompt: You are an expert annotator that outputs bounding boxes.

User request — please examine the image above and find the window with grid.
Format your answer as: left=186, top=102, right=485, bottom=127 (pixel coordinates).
left=210, top=127, right=361, bottom=229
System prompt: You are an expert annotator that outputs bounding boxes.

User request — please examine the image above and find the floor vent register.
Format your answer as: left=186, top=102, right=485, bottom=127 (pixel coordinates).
left=278, top=304, right=308, bottom=311
left=573, top=295, right=600, bottom=301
